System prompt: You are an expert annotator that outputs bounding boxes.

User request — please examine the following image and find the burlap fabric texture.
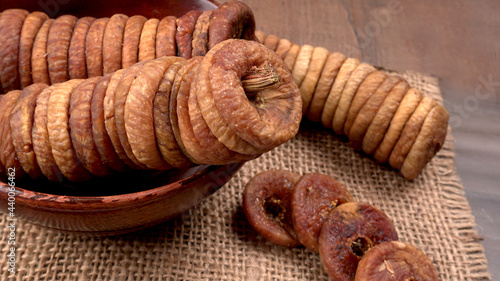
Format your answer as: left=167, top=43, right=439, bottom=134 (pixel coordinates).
left=0, top=71, right=492, bottom=280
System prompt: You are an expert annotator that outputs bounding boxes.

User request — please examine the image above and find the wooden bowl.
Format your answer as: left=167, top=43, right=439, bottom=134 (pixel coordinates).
left=0, top=0, right=242, bottom=235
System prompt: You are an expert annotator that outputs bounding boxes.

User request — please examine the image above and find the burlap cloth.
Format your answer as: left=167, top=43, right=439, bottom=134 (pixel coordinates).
left=0, top=71, right=492, bottom=280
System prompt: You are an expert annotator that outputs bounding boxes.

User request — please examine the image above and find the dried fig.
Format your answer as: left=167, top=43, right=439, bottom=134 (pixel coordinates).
left=275, top=38, right=293, bottom=60
left=156, top=16, right=177, bottom=58
left=291, top=44, right=314, bottom=87
left=32, top=19, right=54, bottom=85
left=138, top=18, right=160, bottom=62
left=318, top=202, right=398, bottom=281
left=103, top=14, right=128, bottom=74
left=68, top=17, right=95, bottom=79
left=86, top=17, right=109, bottom=77
left=254, top=30, right=267, bottom=43
left=0, top=90, right=24, bottom=178
left=122, top=15, right=147, bottom=68
left=299, top=46, right=329, bottom=115
left=283, top=43, right=300, bottom=71
left=191, top=10, right=213, bottom=57
left=291, top=173, right=354, bottom=252
left=263, top=34, right=280, bottom=51
left=176, top=10, right=202, bottom=59
left=355, top=241, right=439, bottom=281
left=243, top=170, right=301, bottom=247
left=47, top=15, right=78, bottom=84
left=19, top=11, right=49, bottom=88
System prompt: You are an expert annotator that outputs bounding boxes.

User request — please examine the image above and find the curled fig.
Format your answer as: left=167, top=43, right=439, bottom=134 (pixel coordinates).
left=291, top=173, right=354, bottom=252
left=318, top=201, right=398, bottom=281
left=355, top=241, right=439, bottom=281
left=243, top=170, right=301, bottom=247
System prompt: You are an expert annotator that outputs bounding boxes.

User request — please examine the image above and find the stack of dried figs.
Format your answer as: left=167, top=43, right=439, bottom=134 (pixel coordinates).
left=257, top=31, right=450, bottom=180
left=0, top=39, right=302, bottom=181
left=243, top=170, right=440, bottom=280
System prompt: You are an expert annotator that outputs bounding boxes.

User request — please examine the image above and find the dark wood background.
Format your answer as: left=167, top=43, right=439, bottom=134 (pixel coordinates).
left=229, top=0, right=499, bottom=278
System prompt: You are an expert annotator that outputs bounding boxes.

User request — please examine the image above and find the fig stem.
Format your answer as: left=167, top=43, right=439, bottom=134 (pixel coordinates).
left=241, top=63, right=280, bottom=93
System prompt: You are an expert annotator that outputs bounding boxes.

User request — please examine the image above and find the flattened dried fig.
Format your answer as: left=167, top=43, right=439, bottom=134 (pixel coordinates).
left=122, top=15, right=147, bottom=68
left=138, top=18, right=160, bottom=62
left=300, top=46, right=329, bottom=115
left=86, top=18, right=109, bottom=77
left=47, top=15, right=78, bottom=84
left=291, top=173, right=354, bottom=252
left=275, top=38, right=293, bottom=60
left=191, top=10, right=213, bottom=57
left=291, top=44, right=314, bottom=87
left=156, top=16, right=177, bottom=58
left=263, top=34, right=280, bottom=51
left=283, top=43, right=300, bottom=71
left=0, top=90, right=24, bottom=179
left=254, top=30, right=266, bottom=43
left=243, top=170, right=301, bottom=247
left=68, top=17, right=95, bottom=79
left=355, top=241, right=439, bottom=281
left=175, top=10, right=202, bottom=59
left=32, top=19, right=54, bottom=85
left=318, top=202, right=398, bottom=281
left=103, top=14, right=128, bottom=74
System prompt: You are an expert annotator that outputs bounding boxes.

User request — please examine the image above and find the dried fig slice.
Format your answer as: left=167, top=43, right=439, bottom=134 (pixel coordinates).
left=349, top=75, right=403, bottom=150
left=373, top=89, right=423, bottom=163
left=47, top=15, right=78, bottom=84
left=91, top=73, right=128, bottom=172
left=362, top=80, right=410, bottom=155
left=275, top=38, right=293, bottom=60
left=283, top=43, right=300, bottom=72
left=125, top=57, right=178, bottom=170
left=210, top=39, right=302, bottom=151
left=32, top=19, right=54, bottom=85
left=191, top=10, right=213, bottom=57
left=306, top=52, right=346, bottom=122
left=69, top=76, right=110, bottom=177
left=47, top=79, right=93, bottom=182
left=342, top=71, right=387, bottom=137
left=0, top=9, right=29, bottom=92
left=68, top=17, right=95, bottom=79
left=153, top=59, right=193, bottom=169
left=175, top=10, right=202, bottom=59
left=138, top=18, right=160, bottom=62
left=291, top=173, right=354, bottom=252
left=10, top=83, right=48, bottom=179
left=122, top=15, right=147, bottom=69
left=86, top=18, right=109, bottom=77
left=332, top=63, right=377, bottom=135
left=388, top=96, right=437, bottom=170
left=254, top=30, right=267, bottom=43
left=19, top=11, right=49, bottom=88
left=263, top=34, right=280, bottom=51
left=103, top=14, right=128, bottom=74
left=299, top=46, right=329, bottom=115
left=321, top=58, right=360, bottom=129
left=291, top=44, right=314, bottom=87
left=243, top=170, right=301, bottom=247
left=0, top=90, right=24, bottom=179
left=32, top=86, right=63, bottom=181
left=208, top=0, right=257, bottom=49
left=355, top=241, right=439, bottom=281
left=156, top=16, right=177, bottom=58
left=400, top=104, right=448, bottom=180
left=319, top=202, right=399, bottom=281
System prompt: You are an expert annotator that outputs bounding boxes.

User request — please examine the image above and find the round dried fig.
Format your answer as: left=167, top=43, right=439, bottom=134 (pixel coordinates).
left=138, top=18, right=160, bottom=62
left=156, top=16, right=177, bottom=58
left=283, top=43, right=300, bottom=71
left=299, top=46, right=329, bottom=115
left=355, top=241, right=439, bottom=281
left=254, top=30, right=267, bottom=43
left=0, top=90, right=25, bottom=179
left=263, top=34, right=280, bottom=51
left=32, top=19, right=54, bottom=85
left=176, top=10, right=202, bottom=59
left=47, top=15, right=78, bottom=84
left=291, top=44, right=314, bottom=87
left=191, top=10, right=213, bottom=57
left=122, top=15, right=147, bottom=69
left=291, top=173, right=354, bottom=252
left=85, top=17, right=109, bottom=77
left=68, top=16, right=95, bottom=80
left=318, top=201, right=398, bottom=281
left=275, top=38, right=292, bottom=60
left=243, top=170, right=301, bottom=247
left=103, top=14, right=128, bottom=75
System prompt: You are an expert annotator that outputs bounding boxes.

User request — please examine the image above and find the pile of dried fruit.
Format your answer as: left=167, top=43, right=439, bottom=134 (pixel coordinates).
left=257, top=31, right=450, bottom=180
left=0, top=39, right=302, bottom=181
left=243, top=170, right=440, bottom=280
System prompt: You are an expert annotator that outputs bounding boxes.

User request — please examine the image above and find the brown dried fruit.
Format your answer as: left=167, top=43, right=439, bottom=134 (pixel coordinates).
left=156, top=16, right=177, bottom=58
left=318, top=201, right=399, bottom=281
left=362, top=80, right=410, bottom=155
left=47, top=79, right=92, bottom=182
left=32, top=19, right=54, bottom=85
left=306, top=52, right=346, bottom=123
left=69, top=76, right=110, bottom=177
left=175, top=10, right=202, bottom=59
left=373, top=88, right=423, bottom=163
left=291, top=44, right=314, bottom=87
left=349, top=75, right=403, bottom=151
left=0, top=90, right=24, bottom=178
left=138, top=18, right=160, bottom=62
left=208, top=0, right=257, bottom=49
left=291, top=173, right=354, bottom=252
left=388, top=96, right=437, bottom=170
left=47, top=15, right=78, bottom=84
left=355, top=241, right=439, bottom=281
left=68, top=17, right=95, bottom=80
left=299, top=46, right=329, bottom=115
left=254, top=30, right=267, bottom=43
left=90, top=73, right=128, bottom=172
left=0, top=9, right=29, bottom=92
left=400, top=104, right=449, bottom=180
left=321, top=58, right=359, bottom=129
left=18, top=11, right=49, bottom=88
left=263, top=34, right=280, bottom=51
left=191, top=10, right=212, bottom=57
left=332, top=63, right=377, bottom=135
left=122, top=15, right=147, bottom=69
left=283, top=43, right=300, bottom=72
left=86, top=17, right=109, bottom=77
left=9, top=83, right=48, bottom=179
left=103, top=14, right=128, bottom=74
left=243, top=170, right=301, bottom=247
left=275, top=38, right=293, bottom=60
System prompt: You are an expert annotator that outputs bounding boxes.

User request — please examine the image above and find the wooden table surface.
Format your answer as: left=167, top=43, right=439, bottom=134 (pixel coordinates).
left=233, top=0, right=500, bottom=278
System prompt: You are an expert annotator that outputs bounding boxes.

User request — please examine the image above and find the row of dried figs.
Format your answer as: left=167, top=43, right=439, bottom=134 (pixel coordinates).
left=0, top=39, right=302, bottom=182
left=256, top=31, right=450, bottom=180
left=0, top=0, right=256, bottom=93
left=242, top=170, right=439, bottom=280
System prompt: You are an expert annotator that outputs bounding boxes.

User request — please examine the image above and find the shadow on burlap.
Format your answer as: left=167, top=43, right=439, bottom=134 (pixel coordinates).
left=0, top=71, right=492, bottom=280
